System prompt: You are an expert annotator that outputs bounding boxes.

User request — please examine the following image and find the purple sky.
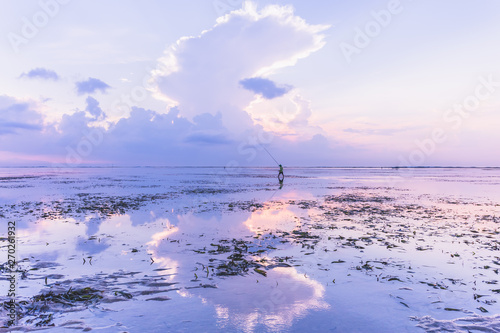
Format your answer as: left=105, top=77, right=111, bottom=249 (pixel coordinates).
left=1, top=1, right=500, bottom=167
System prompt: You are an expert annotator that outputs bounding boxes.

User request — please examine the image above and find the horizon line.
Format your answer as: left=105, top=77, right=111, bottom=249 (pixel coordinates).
left=1, top=165, right=500, bottom=169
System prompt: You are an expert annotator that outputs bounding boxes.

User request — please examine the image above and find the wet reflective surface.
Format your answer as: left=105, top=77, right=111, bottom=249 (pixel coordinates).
left=1, top=167, right=499, bottom=332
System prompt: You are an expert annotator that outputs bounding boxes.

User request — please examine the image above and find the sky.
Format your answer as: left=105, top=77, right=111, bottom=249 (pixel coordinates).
left=1, top=0, right=499, bottom=167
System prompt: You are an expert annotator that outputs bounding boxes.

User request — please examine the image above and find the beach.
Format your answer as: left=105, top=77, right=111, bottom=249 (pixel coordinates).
left=1, top=167, right=499, bottom=332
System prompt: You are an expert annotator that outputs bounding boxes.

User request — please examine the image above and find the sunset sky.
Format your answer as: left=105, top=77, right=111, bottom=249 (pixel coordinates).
left=1, top=0, right=499, bottom=167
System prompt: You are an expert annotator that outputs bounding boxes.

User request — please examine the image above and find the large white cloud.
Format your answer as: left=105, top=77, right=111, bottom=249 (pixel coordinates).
left=151, top=1, right=329, bottom=134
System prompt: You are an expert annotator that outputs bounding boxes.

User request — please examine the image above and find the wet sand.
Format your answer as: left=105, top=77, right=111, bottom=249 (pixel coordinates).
left=1, top=167, right=499, bottom=332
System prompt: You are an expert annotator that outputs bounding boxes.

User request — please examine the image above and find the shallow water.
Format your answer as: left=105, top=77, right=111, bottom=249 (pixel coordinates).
left=0, top=167, right=499, bottom=332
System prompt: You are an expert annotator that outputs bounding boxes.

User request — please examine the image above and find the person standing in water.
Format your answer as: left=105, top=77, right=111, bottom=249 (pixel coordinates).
left=278, top=164, right=284, bottom=181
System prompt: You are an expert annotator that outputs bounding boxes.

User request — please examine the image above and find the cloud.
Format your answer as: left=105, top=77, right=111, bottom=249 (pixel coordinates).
left=192, top=112, right=225, bottom=131
left=0, top=96, right=44, bottom=136
left=96, top=107, right=242, bottom=165
left=343, top=126, right=421, bottom=136
left=0, top=95, right=357, bottom=167
left=0, top=122, right=42, bottom=135
left=151, top=1, right=329, bottom=130
left=20, top=68, right=59, bottom=81
left=244, top=92, right=324, bottom=140
left=185, top=112, right=233, bottom=145
left=239, top=77, right=292, bottom=99
left=75, top=77, right=111, bottom=95
left=184, top=132, right=233, bottom=145
left=85, top=96, right=106, bottom=120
